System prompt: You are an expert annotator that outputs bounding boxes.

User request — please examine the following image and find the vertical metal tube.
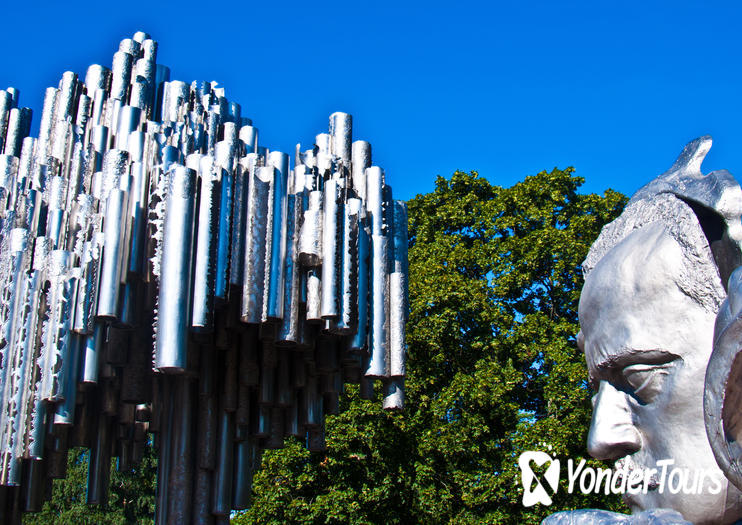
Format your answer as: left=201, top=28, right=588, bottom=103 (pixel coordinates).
left=36, top=88, right=57, bottom=162
left=298, top=190, right=322, bottom=267
left=241, top=166, right=273, bottom=324
left=266, top=151, right=288, bottom=320
left=351, top=140, right=371, bottom=200
left=239, top=126, right=257, bottom=153
left=192, top=468, right=213, bottom=525
left=232, top=437, right=259, bottom=510
left=351, top=223, right=370, bottom=352
left=337, top=199, right=360, bottom=333
left=366, top=232, right=389, bottom=378
left=153, top=65, right=170, bottom=122
left=214, top=140, right=235, bottom=301
left=301, top=373, right=321, bottom=428
left=0, top=91, right=12, bottom=152
left=389, top=200, right=408, bottom=378
left=277, top=193, right=301, bottom=344
left=211, top=405, right=234, bottom=516
left=191, top=155, right=220, bottom=332
left=229, top=156, right=252, bottom=288
left=365, top=167, right=389, bottom=377
left=197, top=346, right=217, bottom=471
left=4, top=108, right=32, bottom=158
left=127, top=138, right=148, bottom=275
left=52, top=334, right=82, bottom=425
left=155, top=377, right=174, bottom=524
left=222, top=344, right=238, bottom=412
left=85, top=64, right=111, bottom=95
left=315, top=133, right=332, bottom=176
left=321, top=179, right=341, bottom=319
left=155, top=165, right=197, bottom=372
left=96, top=159, right=130, bottom=320
left=329, top=112, right=352, bottom=166
left=110, top=51, right=133, bottom=101
left=382, top=378, right=405, bottom=410
left=306, top=270, right=322, bottom=322
left=20, top=458, right=45, bottom=512
left=38, top=250, right=76, bottom=402
left=167, top=376, right=194, bottom=523
left=276, top=350, right=292, bottom=407
left=87, top=412, right=113, bottom=505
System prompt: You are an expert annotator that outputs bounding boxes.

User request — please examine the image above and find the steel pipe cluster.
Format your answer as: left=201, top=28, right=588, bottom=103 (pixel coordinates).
left=0, top=31, right=408, bottom=523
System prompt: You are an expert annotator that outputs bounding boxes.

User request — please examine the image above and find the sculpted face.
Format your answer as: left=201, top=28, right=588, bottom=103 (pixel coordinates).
left=579, top=222, right=741, bottom=524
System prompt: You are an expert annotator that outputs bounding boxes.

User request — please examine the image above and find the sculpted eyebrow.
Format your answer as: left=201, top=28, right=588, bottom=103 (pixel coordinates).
left=594, top=348, right=681, bottom=371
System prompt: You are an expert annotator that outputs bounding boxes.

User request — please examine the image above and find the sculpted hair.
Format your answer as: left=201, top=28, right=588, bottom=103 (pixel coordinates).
left=583, top=192, right=725, bottom=314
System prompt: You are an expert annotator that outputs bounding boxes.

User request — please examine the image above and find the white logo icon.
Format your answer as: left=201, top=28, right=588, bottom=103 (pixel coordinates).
left=519, top=451, right=560, bottom=507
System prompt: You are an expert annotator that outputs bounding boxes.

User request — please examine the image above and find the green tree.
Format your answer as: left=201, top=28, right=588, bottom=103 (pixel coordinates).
left=23, top=444, right=157, bottom=525
left=234, top=168, right=627, bottom=524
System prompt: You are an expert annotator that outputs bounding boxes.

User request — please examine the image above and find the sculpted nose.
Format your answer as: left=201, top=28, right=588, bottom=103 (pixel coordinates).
left=587, top=380, right=642, bottom=460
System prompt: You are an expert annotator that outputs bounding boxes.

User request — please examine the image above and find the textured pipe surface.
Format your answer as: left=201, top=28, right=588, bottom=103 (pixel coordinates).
left=154, top=165, right=196, bottom=371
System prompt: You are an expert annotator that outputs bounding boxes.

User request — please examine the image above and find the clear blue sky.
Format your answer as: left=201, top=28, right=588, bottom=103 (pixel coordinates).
left=1, top=1, right=740, bottom=201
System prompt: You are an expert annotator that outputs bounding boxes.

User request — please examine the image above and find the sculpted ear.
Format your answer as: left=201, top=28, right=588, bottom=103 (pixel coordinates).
left=576, top=331, right=585, bottom=352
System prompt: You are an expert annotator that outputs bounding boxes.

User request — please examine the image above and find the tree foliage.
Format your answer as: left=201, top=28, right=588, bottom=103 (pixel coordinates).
left=23, top=444, right=157, bottom=525
left=235, top=168, right=628, bottom=524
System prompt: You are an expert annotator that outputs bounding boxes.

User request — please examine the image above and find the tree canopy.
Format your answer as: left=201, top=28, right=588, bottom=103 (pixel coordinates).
left=234, top=168, right=628, bottom=524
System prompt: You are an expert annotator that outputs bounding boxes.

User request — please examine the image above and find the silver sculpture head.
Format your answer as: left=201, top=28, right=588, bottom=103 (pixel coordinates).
left=578, top=137, right=742, bottom=524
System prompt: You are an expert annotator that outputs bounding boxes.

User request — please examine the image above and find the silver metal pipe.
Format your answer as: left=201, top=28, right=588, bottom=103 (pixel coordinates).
left=232, top=438, right=258, bottom=510
left=337, top=198, right=360, bottom=333
left=241, top=166, right=273, bottom=324
left=350, top=223, right=370, bottom=352
left=214, top=140, right=235, bottom=301
left=365, top=166, right=384, bottom=236
left=52, top=333, right=83, bottom=425
left=155, top=377, right=174, bottom=524
left=222, top=344, right=238, bottom=412
left=321, top=179, right=341, bottom=319
left=85, top=65, right=111, bottom=94
left=192, top=468, right=213, bottom=525
left=211, top=406, right=234, bottom=516
left=167, top=376, right=194, bottom=523
left=366, top=232, right=389, bottom=378
left=229, top=155, right=253, bottom=288
left=4, top=108, right=32, bottom=158
left=239, top=125, right=257, bottom=153
left=329, top=112, right=352, bottom=166
left=191, top=155, right=220, bottom=331
left=389, top=200, right=408, bottom=378
left=382, top=377, right=404, bottom=410
left=87, top=413, right=112, bottom=505
left=315, top=133, right=331, bottom=176
left=277, top=193, right=301, bottom=344
left=36, top=88, right=57, bottom=163
left=38, top=250, right=76, bottom=401
left=351, top=140, right=371, bottom=200
left=305, top=270, right=322, bottom=322
left=154, top=165, right=196, bottom=372
left=266, top=151, right=289, bottom=320
left=0, top=91, right=12, bottom=153
left=115, top=105, right=141, bottom=149
left=110, top=51, right=133, bottom=101
left=96, top=149, right=131, bottom=320
left=298, top=190, right=322, bottom=267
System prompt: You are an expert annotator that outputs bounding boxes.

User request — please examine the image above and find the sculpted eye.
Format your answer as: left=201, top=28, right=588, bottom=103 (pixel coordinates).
left=622, top=363, right=674, bottom=403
